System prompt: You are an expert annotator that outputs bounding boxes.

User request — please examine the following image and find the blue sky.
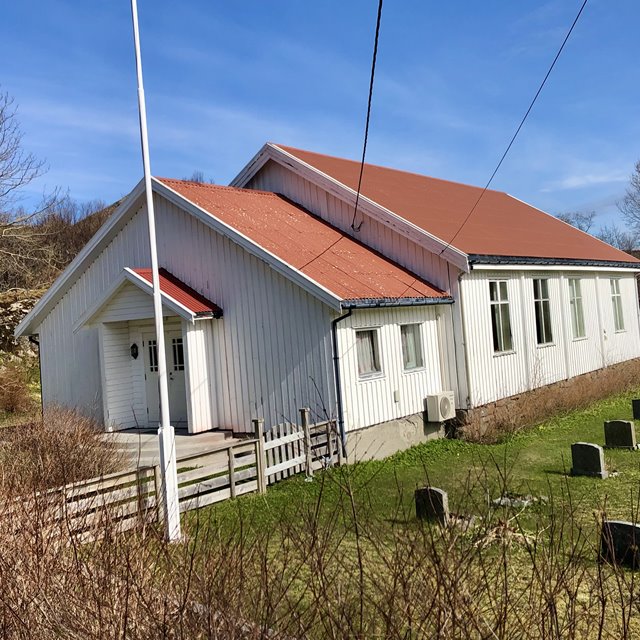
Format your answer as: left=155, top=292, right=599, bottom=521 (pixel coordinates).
left=2, top=1, right=639, bottom=230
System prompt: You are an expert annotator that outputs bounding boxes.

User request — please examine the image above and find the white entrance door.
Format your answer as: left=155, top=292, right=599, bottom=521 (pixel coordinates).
left=143, top=330, right=188, bottom=427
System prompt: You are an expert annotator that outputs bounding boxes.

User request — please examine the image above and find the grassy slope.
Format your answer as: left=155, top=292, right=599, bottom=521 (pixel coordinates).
left=195, top=387, right=640, bottom=533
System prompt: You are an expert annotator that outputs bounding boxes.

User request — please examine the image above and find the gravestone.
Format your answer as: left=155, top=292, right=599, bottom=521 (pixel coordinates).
left=604, top=420, right=638, bottom=450
left=570, top=442, right=608, bottom=479
left=600, top=520, right=640, bottom=569
left=415, top=486, right=449, bottom=525
left=633, top=399, right=640, bottom=421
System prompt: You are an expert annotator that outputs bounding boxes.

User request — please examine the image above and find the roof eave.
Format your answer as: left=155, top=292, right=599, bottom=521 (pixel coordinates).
left=468, top=254, right=640, bottom=271
left=341, top=296, right=454, bottom=309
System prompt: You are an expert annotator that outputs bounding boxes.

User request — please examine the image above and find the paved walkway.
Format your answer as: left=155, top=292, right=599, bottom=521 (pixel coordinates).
left=104, top=428, right=239, bottom=467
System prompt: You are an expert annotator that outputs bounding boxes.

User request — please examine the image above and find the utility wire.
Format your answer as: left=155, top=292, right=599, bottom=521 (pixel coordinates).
left=350, top=0, right=384, bottom=232
left=439, top=0, right=588, bottom=256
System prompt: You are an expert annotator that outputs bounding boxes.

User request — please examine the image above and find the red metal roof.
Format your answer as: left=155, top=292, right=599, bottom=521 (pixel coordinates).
left=132, top=268, right=222, bottom=317
left=158, top=179, right=450, bottom=303
left=275, top=145, right=639, bottom=265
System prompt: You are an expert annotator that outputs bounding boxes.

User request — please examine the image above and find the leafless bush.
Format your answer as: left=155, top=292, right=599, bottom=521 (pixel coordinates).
left=462, top=358, right=640, bottom=443
left=0, top=360, right=36, bottom=414
left=0, top=406, right=125, bottom=493
left=1, top=454, right=640, bottom=637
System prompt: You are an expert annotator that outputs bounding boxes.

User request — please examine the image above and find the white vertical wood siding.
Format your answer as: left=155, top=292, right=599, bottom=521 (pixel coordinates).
left=337, top=306, right=446, bottom=431
left=153, top=196, right=336, bottom=432
left=35, top=193, right=336, bottom=433
left=37, top=212, right=152, bottom=416
left=461, top=270, right=640, bottom=406
left=183, top=320, right=214, bottom=433
left=246, top=159, right=458, bottom=292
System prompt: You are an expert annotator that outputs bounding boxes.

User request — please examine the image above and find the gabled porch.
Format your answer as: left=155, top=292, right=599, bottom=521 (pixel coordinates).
left=75, top=267, right=222, bottom=434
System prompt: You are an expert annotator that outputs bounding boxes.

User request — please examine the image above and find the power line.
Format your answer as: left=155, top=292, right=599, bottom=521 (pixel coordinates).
left=439, top=0, right=589, bottom=256
left=350, top=0, right=384, bottom=232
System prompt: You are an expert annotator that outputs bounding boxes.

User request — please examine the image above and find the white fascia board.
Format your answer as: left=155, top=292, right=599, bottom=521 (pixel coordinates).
left=73, top=268, right=196, bottom=332
left=15, top=180, right=147, bottom=337
left=152, top=178, right=343, bottom=312
left=231, top=143, right=470, bottom=272
left=469, top=263, right=640, bottom=273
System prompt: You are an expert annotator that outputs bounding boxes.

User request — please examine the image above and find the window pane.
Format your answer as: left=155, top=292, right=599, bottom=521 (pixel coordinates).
left=533, top=279, right=552, bottom=345
left=500, top=304, right=513, bottom=351
left=401, top=324, right=424, bottom=370
left=542, top=300, right=553, bottom=343
left=148, top=340, right=158, bottom=372
left=569, top=279, right=585, bottom=339
left=356, top=330, right=381, bottom=376
left=172, top=337, right=185, bottom=371
left=490, top=280, right=512, bottom=353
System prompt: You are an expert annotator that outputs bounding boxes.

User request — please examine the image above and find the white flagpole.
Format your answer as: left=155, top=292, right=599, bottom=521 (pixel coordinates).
left=130, top=0, right=181, bottom=541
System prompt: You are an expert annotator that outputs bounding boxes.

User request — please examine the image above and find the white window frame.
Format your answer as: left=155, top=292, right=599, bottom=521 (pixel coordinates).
left=400, top=323, right=425, bottom=371
left=568, top=278, right=586, bottom=339
left=533, top=278, right=553, bottom=346
left=355, top=328, right=383, bottom=379
left=610, top=278, right=625, bottom=332
left=489, top=280, right=513, bottom=354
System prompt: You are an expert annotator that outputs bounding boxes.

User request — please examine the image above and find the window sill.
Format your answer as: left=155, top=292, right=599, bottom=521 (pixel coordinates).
left=572, top=336, right=588, bottom=342
left=403, top=366, right=426, bottom=375
left=358, top=372, right=385, bottom=382
left=536, top=342, right=556, bottom=349
left=614, top=329, right=627, bottom=334
left=493, top=350, right=516, bottom=358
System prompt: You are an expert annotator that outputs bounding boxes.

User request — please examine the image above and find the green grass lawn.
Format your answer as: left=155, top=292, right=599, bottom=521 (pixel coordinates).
left=194, top=387, right=640, bottom=535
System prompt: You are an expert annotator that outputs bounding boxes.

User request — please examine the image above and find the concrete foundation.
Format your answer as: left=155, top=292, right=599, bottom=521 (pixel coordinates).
left=346, top=412, right=445, bottom=462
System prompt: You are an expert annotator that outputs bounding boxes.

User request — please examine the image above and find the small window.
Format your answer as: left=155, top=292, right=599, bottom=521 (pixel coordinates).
left=400, top=323, right=424, bottom=370
left=147, top=339, right=158, bottom=372
left=568, top=278, right=586, bottom=339
left=355, top=329, right=382, bottom=377
left=172, top=337, right=185, bottom=371
left=610, top=279, right=625, bottom=332
left=489, top=281, right=513, bottom=353
left=533, top=279, right=553, bottom=345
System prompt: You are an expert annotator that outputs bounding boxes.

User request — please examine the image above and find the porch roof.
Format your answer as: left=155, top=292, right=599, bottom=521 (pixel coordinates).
left=74, top=267, right=222, bottom=331
left=131, top=268, right=222, bottom=318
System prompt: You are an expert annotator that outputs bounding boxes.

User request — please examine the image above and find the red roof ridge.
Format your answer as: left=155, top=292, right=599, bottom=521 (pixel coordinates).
left=157, top=177, right=277, bottom=198
left=271, top=143, right=507, bottom=196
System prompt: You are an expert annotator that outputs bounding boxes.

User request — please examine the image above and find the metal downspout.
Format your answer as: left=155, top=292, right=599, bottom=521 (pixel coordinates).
left=331, top=308, right=353, bottom=458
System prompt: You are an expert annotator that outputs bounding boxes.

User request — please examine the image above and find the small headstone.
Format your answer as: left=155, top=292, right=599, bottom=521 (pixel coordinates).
left=570, top=442, right=608, bottom=479
left=604, top=420, right=638, bottom=450
left=415, top=486, right=449, bottom=525
left=633, top=400, right=640, bottom=421
left=600, top=520, right=640, bottom=569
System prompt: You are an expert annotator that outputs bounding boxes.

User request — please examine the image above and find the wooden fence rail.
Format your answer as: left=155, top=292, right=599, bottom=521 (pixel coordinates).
left=6, top=409, right=342, bottom=540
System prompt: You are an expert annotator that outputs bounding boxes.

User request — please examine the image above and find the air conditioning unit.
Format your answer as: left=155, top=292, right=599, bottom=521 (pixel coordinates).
left=426, top=391, right=456, bottom=422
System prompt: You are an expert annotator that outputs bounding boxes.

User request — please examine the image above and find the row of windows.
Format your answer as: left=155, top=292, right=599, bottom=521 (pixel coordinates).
left=490, top=277, right=625, bottom=354
left=355, top=323, right=424, bottom=379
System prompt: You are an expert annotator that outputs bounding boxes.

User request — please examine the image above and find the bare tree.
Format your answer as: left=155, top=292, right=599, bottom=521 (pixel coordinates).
left=183, top=170, right=215, bottom=184
left=556, top=210, right=596, bottom=233
left=618, top=160, right=640, bottom=227
left=597, top=223, right=639, bottom=252
left=0, top=90, right=45, bottom=214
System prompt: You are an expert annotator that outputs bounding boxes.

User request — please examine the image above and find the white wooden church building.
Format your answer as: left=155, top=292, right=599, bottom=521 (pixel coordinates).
left=16, top=144, right=640, bottom=453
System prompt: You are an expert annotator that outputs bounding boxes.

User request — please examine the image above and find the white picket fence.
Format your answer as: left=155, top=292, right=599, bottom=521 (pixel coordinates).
left=6, top=410, right=342, bottom=540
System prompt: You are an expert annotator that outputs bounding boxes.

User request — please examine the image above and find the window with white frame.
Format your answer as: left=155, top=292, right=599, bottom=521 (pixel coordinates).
left=568, top=278, right=586, bottom=339
left=400, top=323, right=424, bottom=370
left=610, top=278, right=625, bottom=332
left=533, top=278, right=553, bottom=345
left=355, top=329, right=382, bottom=377
left=489, top=280, right=513, bottom=353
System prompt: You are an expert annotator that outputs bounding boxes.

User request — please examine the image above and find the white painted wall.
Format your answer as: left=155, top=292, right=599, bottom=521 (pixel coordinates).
left=35, top=193, right=336, bottom=433
left=460, top=270, right=640, bottom=407
left=337, top=306, right=447, bottom=432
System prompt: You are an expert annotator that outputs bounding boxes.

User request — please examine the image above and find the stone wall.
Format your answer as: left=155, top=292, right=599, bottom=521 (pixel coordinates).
left=460, top=357, right=640, bottom=442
